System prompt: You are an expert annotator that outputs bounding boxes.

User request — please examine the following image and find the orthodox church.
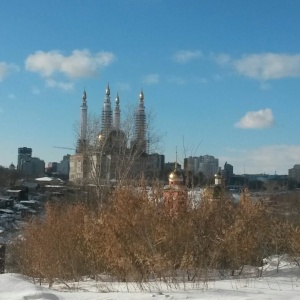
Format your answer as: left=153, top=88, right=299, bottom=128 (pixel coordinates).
left=163, top=158, right=188, bottom=214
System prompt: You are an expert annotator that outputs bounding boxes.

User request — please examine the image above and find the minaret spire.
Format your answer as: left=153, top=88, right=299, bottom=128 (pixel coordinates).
left=101, top=83, right=113, bottom=138
left=134, top=89, right=147, bottom=153
left=114, top=93, right=121, bottom=130
left=77, top=88, right=88, bottom=153
left=81, top=88, right=87, bottom=137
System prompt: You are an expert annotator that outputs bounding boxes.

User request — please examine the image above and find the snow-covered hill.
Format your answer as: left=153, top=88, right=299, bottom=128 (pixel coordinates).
left=1, top=256, right=300, bottom=299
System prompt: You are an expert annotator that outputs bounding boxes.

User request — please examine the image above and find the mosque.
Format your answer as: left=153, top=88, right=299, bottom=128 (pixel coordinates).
left=69, top=84, right=164, bottom=184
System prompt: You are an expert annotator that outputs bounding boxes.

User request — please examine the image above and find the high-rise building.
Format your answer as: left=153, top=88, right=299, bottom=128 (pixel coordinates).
left=20, top=157, right=45, bottom=177
left=288, top=164, right=300, bottom=183
left=57, top=155, right=70, bottom=177
left=17, top=147, right=32, bottom=170
left=223, top=162, right=234, bottom=184
left=198, top=155, right=219, bottom=179
left=184, top=156, right=200, bottom=175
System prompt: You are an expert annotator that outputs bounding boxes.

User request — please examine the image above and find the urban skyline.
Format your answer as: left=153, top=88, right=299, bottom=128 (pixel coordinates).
left=1, top=1, right=300, bottom=174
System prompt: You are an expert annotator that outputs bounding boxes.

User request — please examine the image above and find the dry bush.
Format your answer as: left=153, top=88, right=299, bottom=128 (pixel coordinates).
left=219, top=190, right=271, bottom=274
left=15, top=203, right=89, bottom=284
left=92, top=185, right=167, bottom=282
left=11, top=185, right=300, bottom=285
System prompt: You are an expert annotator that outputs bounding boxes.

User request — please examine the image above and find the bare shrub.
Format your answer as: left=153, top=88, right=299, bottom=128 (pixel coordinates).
left=11, top=185, right=300, bottom=285
left=15, top=203, right=89, bottom=285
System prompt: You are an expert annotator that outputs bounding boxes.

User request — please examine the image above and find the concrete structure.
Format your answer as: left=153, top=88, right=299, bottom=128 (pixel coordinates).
left=17, top=147, right=32, bottom=171
left=184, top=154, right=219, bottom=179
left=288, top=164, right=300, bottom=183
left=131, top=90, right=147, bottom=154
left=101, top=84, right=113, bottom=139
left=19, top=157, right=45, bottom=178
left=57, top=155, right=70, bottom=177
left=76, top=90, right=88, bottom=153
left=47, top=162, right=58, bottom=173
left=69, top=154, right=87, bottom=182
left=198, top=155, right=219, bottom=179
left=69, top=85, right=164, bottom=184
left=184, top=156, right=199, bottom=175
left=222, top=162, right=234, bottom=184
left=114, top=94, right=121, bottom=130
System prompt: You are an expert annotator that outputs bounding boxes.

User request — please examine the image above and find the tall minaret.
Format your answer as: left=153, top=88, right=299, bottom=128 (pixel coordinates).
left=134, top=90, right=147, bottom=153
left=76, top=89, right=88, bottom=153
left=113, top=93, right=121, bottom=130
left=101, top=83, right=113, bottom=138
left=80, top=89, right=87, bottom=141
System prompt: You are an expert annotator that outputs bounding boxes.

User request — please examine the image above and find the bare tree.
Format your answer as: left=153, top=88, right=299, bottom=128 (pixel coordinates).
left=70, top=107, right=163, bottom=200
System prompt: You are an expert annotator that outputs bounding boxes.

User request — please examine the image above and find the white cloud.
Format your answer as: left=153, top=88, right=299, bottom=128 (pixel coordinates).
left=221, top=145, right=300, bottom=175
left=173, top=50, right=202, bottom=63
left=143, top=74, right=160, bottom=84
left=0, top=62, right=19, bottom=81
left=234, top=53, right=300, bottom=80
left=235, top=108, right=274, bottom=129
left=25, top=49, right=115, bottom=78
left=45, top=79, right=74, bottom=91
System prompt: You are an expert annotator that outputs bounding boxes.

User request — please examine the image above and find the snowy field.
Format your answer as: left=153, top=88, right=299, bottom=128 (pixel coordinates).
left=1, top=256, right=300, bottom=299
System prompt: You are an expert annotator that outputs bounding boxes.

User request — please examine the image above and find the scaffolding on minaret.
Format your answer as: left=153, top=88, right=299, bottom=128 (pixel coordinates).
left=76, top=89, right=88, bottom=153
left=134, top=90, right=147, bottom=153
left=101, top=83, right=113, bottom=139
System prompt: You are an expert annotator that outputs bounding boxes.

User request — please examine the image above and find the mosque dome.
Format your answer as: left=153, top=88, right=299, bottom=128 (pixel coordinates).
left=9, top=163, right=16, bottom=170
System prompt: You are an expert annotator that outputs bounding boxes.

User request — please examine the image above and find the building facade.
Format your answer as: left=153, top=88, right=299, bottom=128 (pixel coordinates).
left=17, top=147, right=32, bottom=171
left=69, top=84, right=164, bottom=184
left=289, top=164, right=300, bottom=183
left=19, top=156, right=45, bottom=178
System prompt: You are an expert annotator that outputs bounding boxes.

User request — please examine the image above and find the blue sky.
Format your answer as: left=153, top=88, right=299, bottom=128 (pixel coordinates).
left=1, top=0, right=300, bottom=175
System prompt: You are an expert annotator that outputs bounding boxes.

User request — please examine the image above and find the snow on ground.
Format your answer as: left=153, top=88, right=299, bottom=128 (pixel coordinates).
left=1, top=257, right=300, bottom=299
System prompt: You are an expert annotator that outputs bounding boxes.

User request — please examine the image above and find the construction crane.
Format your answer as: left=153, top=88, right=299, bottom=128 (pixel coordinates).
left=53, top=146, right=76, bottom=151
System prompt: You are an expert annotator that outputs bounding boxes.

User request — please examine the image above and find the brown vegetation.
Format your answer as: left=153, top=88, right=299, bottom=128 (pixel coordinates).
left=8, top=186, right=300, bottom=285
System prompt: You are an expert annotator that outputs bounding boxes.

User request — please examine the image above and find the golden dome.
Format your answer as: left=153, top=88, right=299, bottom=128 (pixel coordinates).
left=169, top=171, right=182, bottom=180
left=169, top=168, right=183, bottom=181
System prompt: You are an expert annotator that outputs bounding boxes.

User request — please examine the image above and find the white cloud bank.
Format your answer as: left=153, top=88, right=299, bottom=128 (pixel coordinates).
left=221, top=145, right=300, bottom=175
left=234, top=53, right=300, bottom=80
left=235, top=108, right=274, bottom=129
left=0, top=62, right=19, bottom=81
left=173, top=50, right=202, bottom=63
left=25, top=49, right=115, bottom=78
left=214, top=52, right=300, bottom=80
